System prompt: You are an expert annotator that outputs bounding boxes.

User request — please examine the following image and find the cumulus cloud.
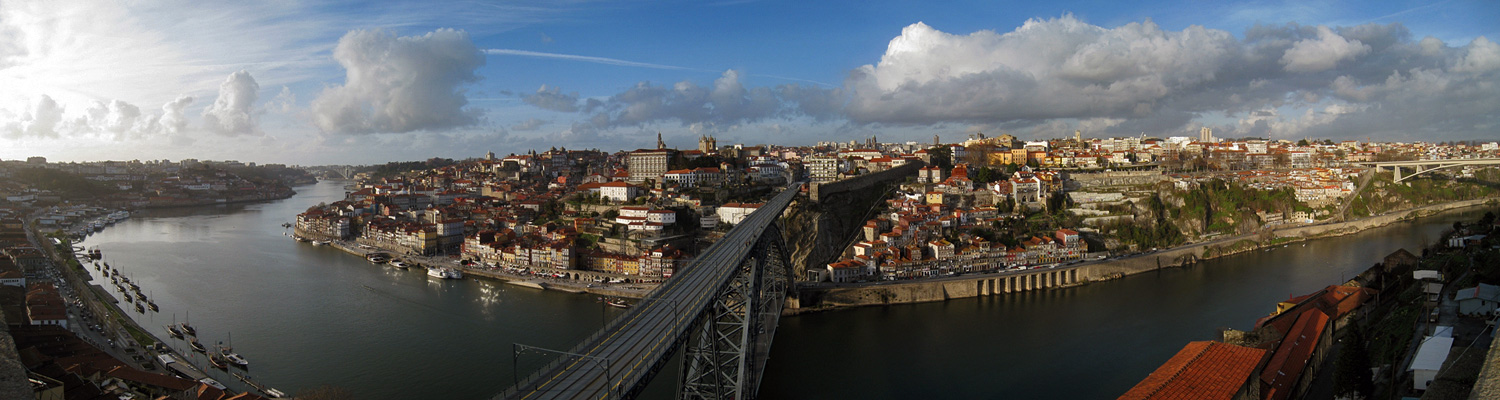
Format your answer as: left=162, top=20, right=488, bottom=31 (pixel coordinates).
left=511, top=118, right=547, bottom=131
left=523, top=85, right=581, bottom=112
left=159, top=96, right=194, bottom=136
left=576, top=69, right=791, bottom=129
left=1280, top=26, right=1371, bottom=72
left=311, top=28, right=485, bottom=134
left=516, top=16, right=1498, bottom=142
left=202, top=70, right=260, bottom=135
left=1, top=95, right=65, bottom=139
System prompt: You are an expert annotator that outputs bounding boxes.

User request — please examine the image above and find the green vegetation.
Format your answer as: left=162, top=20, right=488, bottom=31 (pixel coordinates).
left=1334, top=329, right=1375, bottom=399
left=1178, top=178, right=1304, bottom=235
left=363, top=158, right=457, bottom=178
left=13, top=167, right=116, bottom=198
left=1349, top=172, right=1500, bottom=217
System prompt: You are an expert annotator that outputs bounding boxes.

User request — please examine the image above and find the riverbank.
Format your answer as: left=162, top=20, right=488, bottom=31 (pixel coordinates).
left=319, top=239, right=655, bottom=299
left=790, top=196, right=1500, bottom=313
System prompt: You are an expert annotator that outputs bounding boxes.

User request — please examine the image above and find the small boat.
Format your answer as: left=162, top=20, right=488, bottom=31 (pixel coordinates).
left=606, top=299, right=630, bottom=309
left=209, top=352, right=228, bottom=370
left=148, top=301, right=159, bottom=312
left=198, top=378, right=226, bottom=390
left=426, top=266, right=461, bottom=279
left=181, top=312, right=196, bottom=336
left=265, top=388, right=286, bottom=398
left=134, top=302, right=145, bottom=313
left=103, top=269, right=110, bottom=278
left=390, top=260, right=410, bottom=269
left=367, top=253, right=390, bottom=264
left=166, top=325, right=184, bottom=339
left=220, top=333, right=249, bottom=367
left=311, top=240, right=329, bottom=246
left=189, top=338, right=207, bottom=353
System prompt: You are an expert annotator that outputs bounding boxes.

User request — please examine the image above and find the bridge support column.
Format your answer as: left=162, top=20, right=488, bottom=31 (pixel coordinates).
left=680, top=224, right=790, bottom=400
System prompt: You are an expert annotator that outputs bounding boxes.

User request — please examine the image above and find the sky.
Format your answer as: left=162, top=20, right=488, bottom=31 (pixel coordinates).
left=1, top=0, right=1497, bottom=165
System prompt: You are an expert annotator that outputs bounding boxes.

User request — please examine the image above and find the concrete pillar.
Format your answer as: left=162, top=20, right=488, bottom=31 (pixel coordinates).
left=1069, top=269, right=1077, bottom=284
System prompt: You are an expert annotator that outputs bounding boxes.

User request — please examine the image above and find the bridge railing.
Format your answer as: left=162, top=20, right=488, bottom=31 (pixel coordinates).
left=500, top=183, right=803, bottom=399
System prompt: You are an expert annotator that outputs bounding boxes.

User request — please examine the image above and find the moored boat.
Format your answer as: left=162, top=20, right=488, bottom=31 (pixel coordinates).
left=199, top=378, right=226, bottom=390
left=134, top=302, right=145, bottom=313
left=209, top=352, right=228, bottom=370
left=390, top=260, right=410, bottom=269
left=189, top=338, right=207, bottom=353
left=426, top=266, right=462, bottom=279
left=606, top=299, right=630, bottom=308
left=166, top=325, right=184, bottom=339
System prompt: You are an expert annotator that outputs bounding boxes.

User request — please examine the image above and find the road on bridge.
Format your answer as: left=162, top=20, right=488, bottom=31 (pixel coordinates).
left=502, top=184, right=802, bottom=400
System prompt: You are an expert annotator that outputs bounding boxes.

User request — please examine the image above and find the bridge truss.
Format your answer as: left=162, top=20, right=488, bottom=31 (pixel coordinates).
left=501, top=184, right=800, bottom=400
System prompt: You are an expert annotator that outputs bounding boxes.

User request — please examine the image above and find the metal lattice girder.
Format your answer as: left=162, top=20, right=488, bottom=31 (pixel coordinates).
left=680, top=223, right=791, bottom=400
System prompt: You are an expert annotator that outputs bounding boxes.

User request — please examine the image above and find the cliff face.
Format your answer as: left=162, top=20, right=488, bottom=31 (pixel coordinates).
left=0, top=312, right=33, bottom=399
left=783, top=177, right=911, bottom=280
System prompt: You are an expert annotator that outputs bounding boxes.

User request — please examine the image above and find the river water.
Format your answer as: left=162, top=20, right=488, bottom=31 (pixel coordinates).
left=80, top=180, right=1488, bottom=399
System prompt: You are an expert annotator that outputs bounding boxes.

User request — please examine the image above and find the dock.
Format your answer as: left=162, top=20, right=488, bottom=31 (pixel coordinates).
left=156, top=353, right=209, bottom=381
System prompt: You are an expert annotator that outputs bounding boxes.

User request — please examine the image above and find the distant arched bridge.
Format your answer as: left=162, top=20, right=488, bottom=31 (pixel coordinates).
left=1357, top=158, right=1500, bottom=183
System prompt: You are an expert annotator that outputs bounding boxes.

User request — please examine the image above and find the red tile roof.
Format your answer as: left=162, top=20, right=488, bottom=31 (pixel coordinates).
left=1119, top=341, right=1267, bottom=400
left=1260, top=308, right=1330, bottom=400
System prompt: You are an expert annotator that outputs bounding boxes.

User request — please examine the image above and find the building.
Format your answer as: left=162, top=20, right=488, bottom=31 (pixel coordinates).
left=805, top=155, right=842, bottom=183
left=1411, top=334, right=1455, bottom=390
left=26, top=283, right=67, bottom=328
left=1119, top=341, right=1266, bottom=400
left=716, top=203, right=761, bottom=225
left=698, top=135, right=717, bottom=154
left=1455, top=283, right=1500, bottom=316
left=627, top=149, right=674, bottom=184
left=599, top=181, right=643, bottom=202
left=1199, top=127, right=1214, bottom=143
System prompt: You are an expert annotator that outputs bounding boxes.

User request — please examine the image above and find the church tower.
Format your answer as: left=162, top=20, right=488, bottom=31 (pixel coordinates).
left=657, top=132, right=666, bottom=149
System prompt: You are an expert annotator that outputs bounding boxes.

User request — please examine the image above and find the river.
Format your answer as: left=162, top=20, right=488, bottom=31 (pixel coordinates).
left=80, top=180, right=1488, bottom=399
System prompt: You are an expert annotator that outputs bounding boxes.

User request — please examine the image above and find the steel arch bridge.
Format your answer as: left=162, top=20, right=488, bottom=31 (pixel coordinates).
left=1358, top=158, right=1500, bottom=183
left=500, top=184, right=801, bottom=400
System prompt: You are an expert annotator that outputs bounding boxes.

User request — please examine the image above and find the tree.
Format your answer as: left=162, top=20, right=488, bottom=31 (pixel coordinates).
left=1272, top=152, right=1290, bottom=169
left=1297, top=139, right=1310, bottom=147
left=1333, top=330, right=1375, bottom=399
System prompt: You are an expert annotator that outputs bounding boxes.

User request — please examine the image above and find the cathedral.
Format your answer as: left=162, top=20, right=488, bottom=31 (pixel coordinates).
left=698, top=135, right=717, bottom=154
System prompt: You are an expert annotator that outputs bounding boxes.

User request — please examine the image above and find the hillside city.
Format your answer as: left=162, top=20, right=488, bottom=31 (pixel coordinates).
left=281, top=130, right=1500, bottom=285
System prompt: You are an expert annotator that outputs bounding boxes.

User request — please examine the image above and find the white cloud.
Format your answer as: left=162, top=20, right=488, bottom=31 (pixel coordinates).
left=511, top=118, right=547, bottom=131
left=1, top=95, right=64, bottom=139
left=1454, top=36, right=1500, bottom=73
left=842, top=17, right=1242, bottom=125
left=159, top=96, right=194, bottom=136
left=1280, top=26, right=1371, bottom=72
left=311, top=28, right=485, bottom=134
left=203, top=70, right=260, bottom=136
left=523, top=85, right=581, bottom=112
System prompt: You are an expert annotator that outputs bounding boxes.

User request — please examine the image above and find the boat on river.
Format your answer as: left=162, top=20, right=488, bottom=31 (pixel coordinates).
left=189, top=338, right=207, bottom=353
left=606, top=298, right=630, bottom=308
left=181, top=312, right=196, bottom=336
left=208, top=352, right=228, bottom=370
left=427, top=266, right=462, bottom=279
left=134, top=302, right=145, bottom=313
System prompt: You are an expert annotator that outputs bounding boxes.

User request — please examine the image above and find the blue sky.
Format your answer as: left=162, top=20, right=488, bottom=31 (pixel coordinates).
left=1, top=0, right=1497, bottom=164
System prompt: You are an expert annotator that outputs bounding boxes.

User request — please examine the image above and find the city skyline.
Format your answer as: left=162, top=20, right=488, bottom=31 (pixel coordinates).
left=2, top=0, right=1498, bottom=165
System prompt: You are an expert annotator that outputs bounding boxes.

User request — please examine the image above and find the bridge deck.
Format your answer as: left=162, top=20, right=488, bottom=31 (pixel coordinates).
left=503, top=184, right=802, bottom=400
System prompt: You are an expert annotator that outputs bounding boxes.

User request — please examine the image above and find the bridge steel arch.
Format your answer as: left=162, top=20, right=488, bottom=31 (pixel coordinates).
left=500, top=184, right=801, bottom=400
left=1360, top=158, right=1500, bottom=183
